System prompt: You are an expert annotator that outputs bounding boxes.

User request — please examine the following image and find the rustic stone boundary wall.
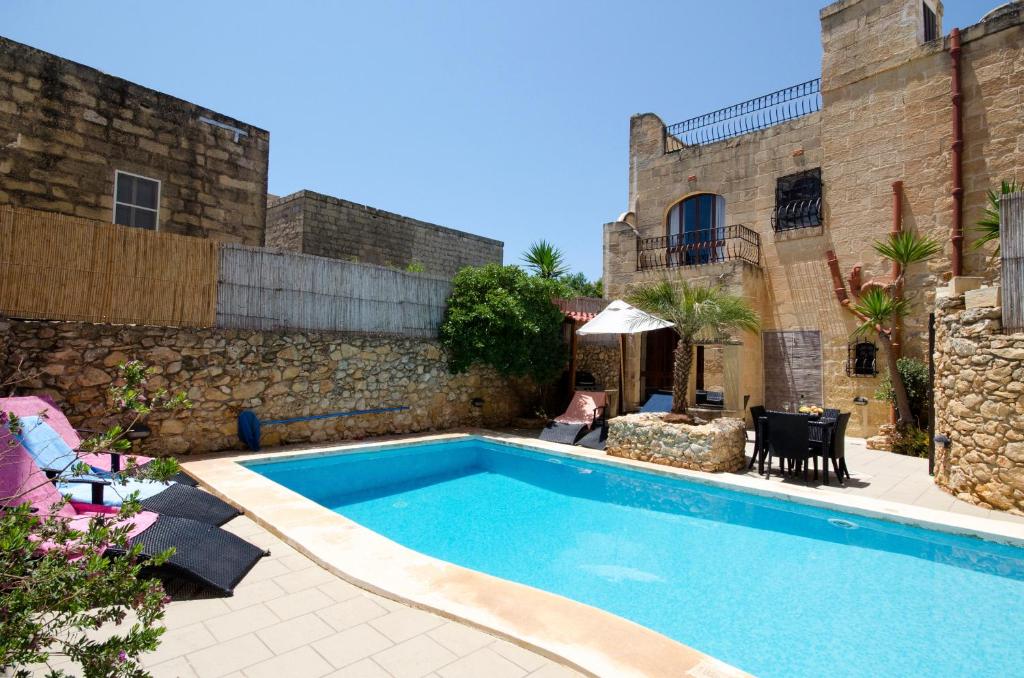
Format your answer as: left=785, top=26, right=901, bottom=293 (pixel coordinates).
left=0, top=319, right=530, bottom=456
left=606, top=413, right=747, bottom=473
left=933, top=294, right=1024, bottom=514
left=577, top=342, right=620, bottom=393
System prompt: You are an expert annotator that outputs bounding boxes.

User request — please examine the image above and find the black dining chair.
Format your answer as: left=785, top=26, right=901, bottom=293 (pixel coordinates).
left=824, top=408, right=841, bottom=421
left=764, top=411, right=811, bottom=480
left=747, top=405, right=767, bottom=470
left=831, top=412, right=852, bottom=480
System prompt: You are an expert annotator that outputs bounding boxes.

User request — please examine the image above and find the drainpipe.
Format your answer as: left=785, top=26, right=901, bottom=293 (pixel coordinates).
left=888, top=181, right=904, bottom=425
left=949, top=28, right=964, bottom=277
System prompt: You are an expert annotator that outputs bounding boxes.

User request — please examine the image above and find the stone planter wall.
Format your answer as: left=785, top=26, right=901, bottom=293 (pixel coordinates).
left=0, top=319, right=531, bottom=455
left=606, top=413, right=747, bottom=472
left=933, top=294, right=1024, bottom=514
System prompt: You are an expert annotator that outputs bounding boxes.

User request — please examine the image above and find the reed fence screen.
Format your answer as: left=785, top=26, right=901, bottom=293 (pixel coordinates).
left=216, top=244, right=452, bottom=336
left=1001, top=192, right=1024, bottom=332
left=0, top=207, right=218, bottom=327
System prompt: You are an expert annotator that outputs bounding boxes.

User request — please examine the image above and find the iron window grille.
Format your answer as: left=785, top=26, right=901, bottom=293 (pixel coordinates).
left=773, top=168, right=822, bottom=231
left=113, top=170, right=160, bottom=230
left=923, top=2, right=938, bottom=42
left=847, top=341, right=878, bottom=377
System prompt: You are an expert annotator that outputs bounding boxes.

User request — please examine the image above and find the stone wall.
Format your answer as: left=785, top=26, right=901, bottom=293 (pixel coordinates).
left=0, top=36, right=270, bottom=245
left=0, top=319, right=530, bottom=456
left=577, top=341, right=620, bottom=393
left=606, top=414, right=747, bottom=472
left=933, top=292, right=1024, bottom=514
left=265, top=191, right=503, bottom=279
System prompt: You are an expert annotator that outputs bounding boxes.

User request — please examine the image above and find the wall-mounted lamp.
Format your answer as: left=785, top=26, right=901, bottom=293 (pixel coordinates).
left=852, top=396, right=869, bottom=406
left=471, top=397, right=484, bottom=408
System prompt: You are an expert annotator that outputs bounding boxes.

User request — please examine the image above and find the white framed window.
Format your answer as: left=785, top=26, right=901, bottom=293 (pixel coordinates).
left=113, top=170, right=160, bottom=230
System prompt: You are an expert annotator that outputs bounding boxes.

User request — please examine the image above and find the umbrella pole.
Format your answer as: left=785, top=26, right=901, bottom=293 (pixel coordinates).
left=569, top=319, right=577, bottom=392
left=618, top=334, right=625, bottom=416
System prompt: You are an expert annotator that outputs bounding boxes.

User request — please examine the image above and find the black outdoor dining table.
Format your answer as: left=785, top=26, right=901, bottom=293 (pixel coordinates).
left=755, top=415, right=839, bottom=484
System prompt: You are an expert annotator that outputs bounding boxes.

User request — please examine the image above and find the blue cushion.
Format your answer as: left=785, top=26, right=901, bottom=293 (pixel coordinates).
left=640, top=393, right=673, bottom=413
left=16, top=416, right=78, bottom=472
left=56, top=475, right=168, bottom=506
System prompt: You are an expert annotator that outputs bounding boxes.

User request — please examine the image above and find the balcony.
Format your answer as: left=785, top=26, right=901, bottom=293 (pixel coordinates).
left=636, top=225, right=761, bottom=271
left=664, top=78, right=821, bottom=151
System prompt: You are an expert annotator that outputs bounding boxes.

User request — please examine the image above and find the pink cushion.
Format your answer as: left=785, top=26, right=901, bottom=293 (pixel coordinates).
left=33, top=509, right=158, bottom=559
left=554, top=390, right=608, bottom=426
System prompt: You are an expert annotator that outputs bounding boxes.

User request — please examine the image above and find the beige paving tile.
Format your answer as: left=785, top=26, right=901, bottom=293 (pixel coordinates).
left=368, top=607, right=447, bottom=643
left=528, top=663, right=581, bottom=677
left=185, top=633, right=273, bottom=678
left=436, top=647, right=527, bottom=678
left=243, top=646, right=334, bottom=678
left=316, top=595, right=389, bottom=631
left=242, top=557, right=292, bottom=584
left=490, top=640, right=551, bottom=672
left=256, top=612, right=335, bottom=655
left=324, top=658, right=392, bottom=677
left=275, top=564, right=340, bottom=593
left=427, top=622, right=496, bottom=656
left=204, top=603, right=281, bottom=642
left=162, top=596, right=232, bottom=628
left=312, top=624, right=394, bottom=669
left=371, top=635, right=458, bottom=678
left=265, top=587, right=335, bottom=621
left=225, top=578, right=288, bottom=611
left=279, top=551, right=321, bottom=572
left=142, top=622, right=217, bottom=666
left=318, top=579, right=366, bottom=603
left=142, top=655, right=199, bottom=678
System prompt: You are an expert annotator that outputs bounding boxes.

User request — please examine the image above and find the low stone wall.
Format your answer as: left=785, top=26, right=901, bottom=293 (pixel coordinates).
left=933, top=295, right=1024, bottom=514
left=606, top=413, right=747, bottom=472
left=0, top=319, right=530, bottom=455
left=577, top=342, right=620, bottom=393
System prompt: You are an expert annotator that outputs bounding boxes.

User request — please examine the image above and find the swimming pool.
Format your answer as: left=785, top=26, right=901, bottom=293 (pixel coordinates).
left=246, top=437, right=1024, bottom=677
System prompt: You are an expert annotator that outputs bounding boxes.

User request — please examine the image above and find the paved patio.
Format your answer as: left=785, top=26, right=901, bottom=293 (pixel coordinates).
left=48, top=431, right=1020, bottom=678
left=140, top=515, right=580, bottom=678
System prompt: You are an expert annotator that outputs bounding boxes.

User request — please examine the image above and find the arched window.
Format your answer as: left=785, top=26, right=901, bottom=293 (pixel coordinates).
left=666, top=194, right=725, bottom=265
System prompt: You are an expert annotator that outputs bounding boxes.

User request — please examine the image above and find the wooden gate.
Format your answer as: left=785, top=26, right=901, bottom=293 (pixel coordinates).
left=762, top=330, right=823, bottom=410
left=1001, top=192, right=1024, bottom=332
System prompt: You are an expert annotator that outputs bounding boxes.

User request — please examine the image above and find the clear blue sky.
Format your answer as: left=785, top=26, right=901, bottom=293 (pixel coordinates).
left=0, top=1, right=996, bottom=279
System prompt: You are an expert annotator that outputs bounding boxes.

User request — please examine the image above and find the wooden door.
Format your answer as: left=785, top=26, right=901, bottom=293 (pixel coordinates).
left=644, top=328, right=678, bottom=395
left=762, top=330, right=822, bottom=410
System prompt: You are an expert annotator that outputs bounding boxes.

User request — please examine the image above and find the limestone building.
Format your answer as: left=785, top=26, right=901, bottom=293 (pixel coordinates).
left=604, top=0, right=1024, bottom=436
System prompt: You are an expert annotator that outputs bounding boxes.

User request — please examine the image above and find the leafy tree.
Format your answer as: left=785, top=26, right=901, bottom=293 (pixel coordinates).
left=972, top=179, right=1020, bottom=253
left=1, top=361, right=189, bottom=677
left=628, top=279, right=758, bottom=415
left=521, top=240, right=568, bottom=279
left=555, top=272, right=603, bottom=298
left=851, top=231, right=940, bottom=424
left=440, top=264, right=567, bottom=383
left=875, top=356, right=930, bottom=425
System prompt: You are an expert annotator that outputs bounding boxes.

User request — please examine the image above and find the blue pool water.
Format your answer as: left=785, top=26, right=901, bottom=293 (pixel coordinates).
left=246, top=438, right=1024, bottom=677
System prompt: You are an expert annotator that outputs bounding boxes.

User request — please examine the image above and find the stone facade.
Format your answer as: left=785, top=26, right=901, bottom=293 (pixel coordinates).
left=265, top=190, right=503, bottom=279
left=0, top=36, right=270, bottom=245
left=0, top=319, right=530, bottom=456
left=606, top=414, right=747, bottom=472
left=604, top=0, right=1024, bottom=437
left=933, top=292, right=1024, bottom=515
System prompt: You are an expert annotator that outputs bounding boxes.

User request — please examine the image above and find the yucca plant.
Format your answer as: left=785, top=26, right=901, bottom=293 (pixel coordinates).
left=851, top=287, right=914, bottom=423
left=521, top=240, right=569, bottom=279
left=973, top=179, right=1020, bottom=253
left=872, top=231, right=942, bottom=280
left=628, top=279, right=759, bottom=415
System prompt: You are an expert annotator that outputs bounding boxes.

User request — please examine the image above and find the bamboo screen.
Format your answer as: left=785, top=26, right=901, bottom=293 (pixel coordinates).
left=0, top=207, right=218, bottom=327
left=216, top=244, right=452, bottom=336
left=1001, top=192, right=1024, bottom=332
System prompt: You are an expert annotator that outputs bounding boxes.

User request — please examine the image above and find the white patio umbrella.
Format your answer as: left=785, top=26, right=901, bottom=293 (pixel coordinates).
left=576, top=300, right=674, bottom=413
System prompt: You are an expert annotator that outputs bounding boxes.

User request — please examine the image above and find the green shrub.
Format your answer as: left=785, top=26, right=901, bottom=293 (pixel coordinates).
left=440, top=264, right=567, bottom=384
left=875, top=356, right=929, bottom=425
left=891, top=423, right=930, bottom=458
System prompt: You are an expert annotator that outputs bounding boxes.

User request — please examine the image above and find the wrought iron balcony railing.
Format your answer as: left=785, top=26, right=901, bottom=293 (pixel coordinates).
left=771, top=197, right=822, bottom=232
left=664, top=78, right=821, bottom=150
left=636, top=225, right=761, bottom=271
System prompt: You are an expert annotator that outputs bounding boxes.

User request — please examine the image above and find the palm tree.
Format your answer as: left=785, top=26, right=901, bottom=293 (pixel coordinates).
left=628, top=279, right=759, bottom=415
left=850, top=288, right=913, bottom=422
left=973, top=179, right=1020, bottom=253
left=521, top=240, right=568, bottom=279
left=853, top=231, right=940, bottom=424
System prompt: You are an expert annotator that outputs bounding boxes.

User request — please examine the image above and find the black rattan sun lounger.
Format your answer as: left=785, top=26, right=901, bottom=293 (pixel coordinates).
left=576, top=422, right=608, bottom=450
left=106, top=515, right=269, bottom=595
left=137, top=483, right=240, bottom=526
left=539, top=422, right=589, bottom=445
